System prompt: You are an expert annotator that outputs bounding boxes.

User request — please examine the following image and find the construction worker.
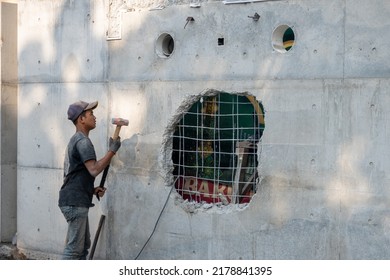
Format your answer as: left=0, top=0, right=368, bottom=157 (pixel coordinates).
left=58, top=100, right=121, bottom=260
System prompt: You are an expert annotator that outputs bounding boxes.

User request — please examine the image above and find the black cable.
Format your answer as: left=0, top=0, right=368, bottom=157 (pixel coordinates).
left=134, top=186, right=173, bottom=260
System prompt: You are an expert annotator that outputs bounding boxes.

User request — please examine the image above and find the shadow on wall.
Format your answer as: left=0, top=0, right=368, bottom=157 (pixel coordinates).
left=16, top=0, right=165, bottom=258
left=16, top=0, right=118, bottom=257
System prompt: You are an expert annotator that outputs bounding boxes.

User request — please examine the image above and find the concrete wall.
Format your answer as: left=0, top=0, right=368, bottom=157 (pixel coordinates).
left=13, top=0, right=390, bottom=259
left=1, top=1, right=18, bottom=243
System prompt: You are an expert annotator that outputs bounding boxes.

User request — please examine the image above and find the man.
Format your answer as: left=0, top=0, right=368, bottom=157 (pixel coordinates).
left=58, top=100, right=121, bottom=260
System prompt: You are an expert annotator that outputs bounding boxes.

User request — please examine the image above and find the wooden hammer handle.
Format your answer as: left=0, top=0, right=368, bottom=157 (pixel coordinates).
left=113, top=125, right=121, bottom=140
left=88, top=214, right=106, bottom=260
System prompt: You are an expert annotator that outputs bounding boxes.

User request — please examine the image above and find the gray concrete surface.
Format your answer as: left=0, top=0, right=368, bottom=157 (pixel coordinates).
left=0, top=1, right=17, bottom=244
left=1, top=0, right=390, bottom=259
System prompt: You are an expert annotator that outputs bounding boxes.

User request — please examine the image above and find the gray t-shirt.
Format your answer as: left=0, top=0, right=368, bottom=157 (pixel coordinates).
left=58, top=131, right=97, bottom=207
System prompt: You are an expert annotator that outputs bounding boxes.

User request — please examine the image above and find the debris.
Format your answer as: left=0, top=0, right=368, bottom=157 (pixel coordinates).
left=202, top=203, right=213, bottom=209
left=149, top=5, right=165, bottom=11
left=0, top=243, right=28, bottom=260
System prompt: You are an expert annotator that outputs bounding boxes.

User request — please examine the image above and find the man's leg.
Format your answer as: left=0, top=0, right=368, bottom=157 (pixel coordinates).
left=81, top=217, right=91, bottom=260
left=60, top=206, right=90, bottom=260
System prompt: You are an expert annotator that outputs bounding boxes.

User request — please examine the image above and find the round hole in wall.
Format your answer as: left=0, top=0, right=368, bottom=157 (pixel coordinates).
left=170, top=91, right=265, bottom=206
left=272, top=25, right=295, bottom=53
left=156, top=33, right=175, bottom=58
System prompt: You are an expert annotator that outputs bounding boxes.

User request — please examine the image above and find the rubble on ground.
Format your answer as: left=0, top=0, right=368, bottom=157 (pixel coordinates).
left=0, top=243, right=28, bottom=260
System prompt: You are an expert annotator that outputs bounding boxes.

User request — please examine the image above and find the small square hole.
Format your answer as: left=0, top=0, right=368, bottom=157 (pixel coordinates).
left=218, top=38, right=224, bottom=46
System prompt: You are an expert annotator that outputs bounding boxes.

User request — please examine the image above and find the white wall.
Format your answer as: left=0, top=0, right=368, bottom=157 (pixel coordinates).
left=15, top=0, right=390, bottom=259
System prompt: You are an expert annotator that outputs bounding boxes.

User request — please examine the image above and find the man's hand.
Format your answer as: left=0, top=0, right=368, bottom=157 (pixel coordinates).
left=94, top=186, right=106, bottom=198
left=109, top=136, right=121, bottom=154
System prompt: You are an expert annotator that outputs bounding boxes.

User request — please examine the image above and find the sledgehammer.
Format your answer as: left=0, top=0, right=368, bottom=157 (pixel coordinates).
left=96, top=117, right=129, bottom=199
left=89, top=118, right=129, bottom=260
left=111, top=117, right=129, bottom=141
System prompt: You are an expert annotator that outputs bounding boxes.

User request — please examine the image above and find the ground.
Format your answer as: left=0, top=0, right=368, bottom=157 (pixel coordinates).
left=0, top=243, right=28, bottom=260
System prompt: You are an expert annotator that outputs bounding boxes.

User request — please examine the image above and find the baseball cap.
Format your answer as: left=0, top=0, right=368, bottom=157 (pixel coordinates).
left=67, top=100, right=98, bottom=122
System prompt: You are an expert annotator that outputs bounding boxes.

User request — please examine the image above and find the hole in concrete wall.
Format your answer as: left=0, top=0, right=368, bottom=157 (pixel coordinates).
left=156, top=33, right=175, bottom=58
left=171, top=91, right=265, bottom=205
left=272, top=25, right=295, bottom=53
left=218, top=37, right=225, bottom=46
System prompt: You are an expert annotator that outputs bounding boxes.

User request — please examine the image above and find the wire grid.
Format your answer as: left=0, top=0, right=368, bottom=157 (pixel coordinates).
left=172, top=93, right=264, bottom=204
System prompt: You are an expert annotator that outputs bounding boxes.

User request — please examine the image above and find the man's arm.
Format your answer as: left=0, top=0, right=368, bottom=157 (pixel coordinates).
left=84, top=136, right=121, bottom=177
left=84, top=151, right=115, bottom=177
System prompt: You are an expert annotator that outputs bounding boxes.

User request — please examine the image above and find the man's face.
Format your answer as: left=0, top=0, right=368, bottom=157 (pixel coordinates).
left=80, top=109, right=96, bottom=130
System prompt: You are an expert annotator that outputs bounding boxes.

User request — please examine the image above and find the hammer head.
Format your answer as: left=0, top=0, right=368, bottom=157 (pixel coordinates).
left=112, top=118, right=129, bottom=126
